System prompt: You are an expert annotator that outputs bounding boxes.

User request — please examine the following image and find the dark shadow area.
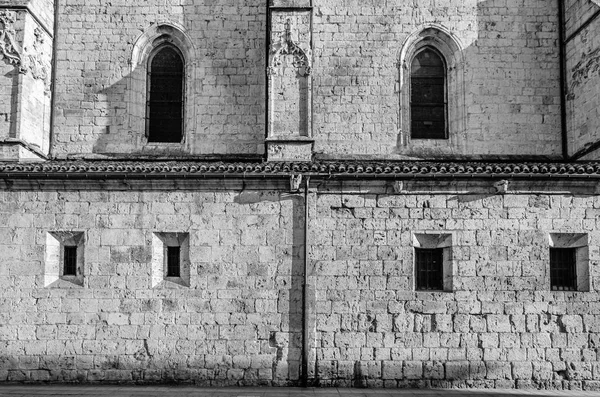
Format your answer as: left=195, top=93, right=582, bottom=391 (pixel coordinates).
left=85, top=0, right=267, bottom=158
left=234, top=189, right=305, bottom=385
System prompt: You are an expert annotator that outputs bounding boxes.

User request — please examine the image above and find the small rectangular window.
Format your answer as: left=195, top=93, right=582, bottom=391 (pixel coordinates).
left=550, top=247, right=577, bottom=291
left=167, top=246, right=181, bottom=277
left=415, top=247, right=443, bottom=291
left=63, top=246, right=77, bottom=276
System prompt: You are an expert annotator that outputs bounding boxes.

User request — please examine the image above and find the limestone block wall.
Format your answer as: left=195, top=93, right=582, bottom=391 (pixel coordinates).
left=50, top=0, right=562, bottom=160
left=0, top=3, right=53, bottom=159
left=564, top=1, right=597, bottom=36
left=564, top=0, right=600, bottom=159
left=0, top=1, right=54, bottom=30
left=51, top=0, right=266, bottom=158
left=310, top=190, right=600, bottom=389
left=311, top=0, right=562, bottom=159
left=0, top=178, right=599, bottom=387
left=0, top=186, right=304, bottom=384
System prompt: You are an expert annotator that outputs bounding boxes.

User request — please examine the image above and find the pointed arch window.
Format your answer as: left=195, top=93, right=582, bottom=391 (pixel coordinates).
left=147, top=45, right=184, bottom=143
left=410, top=47, right=447, bottom=139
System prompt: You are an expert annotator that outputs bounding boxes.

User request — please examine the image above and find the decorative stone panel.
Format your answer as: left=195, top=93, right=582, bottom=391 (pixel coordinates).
left=267, top=10, right=313, bottom=161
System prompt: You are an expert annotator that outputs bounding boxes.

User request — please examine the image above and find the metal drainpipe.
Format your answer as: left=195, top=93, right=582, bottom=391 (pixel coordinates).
left=558, top=0, right=568, bottom=160
left=301, top=175, right=310, bottom=386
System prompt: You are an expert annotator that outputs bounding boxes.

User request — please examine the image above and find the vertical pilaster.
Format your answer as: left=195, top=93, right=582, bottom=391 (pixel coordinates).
left=0, top=0, right=54, bottom=161
left=266, top=0, right=313, bottom=161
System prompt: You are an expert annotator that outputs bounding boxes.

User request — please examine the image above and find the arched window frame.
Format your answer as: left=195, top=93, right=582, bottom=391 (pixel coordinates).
left=129, top=23, right=196, bottom=147
left=146, top=43, right=185, bottom=143
left=398, top=25, right=465, bottom=153
left=409, top=46, right=448, bottom=140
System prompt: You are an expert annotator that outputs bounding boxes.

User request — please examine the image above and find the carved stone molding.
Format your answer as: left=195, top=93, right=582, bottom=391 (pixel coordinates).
left=269, top=18, right=311, bottom=76
left=0, top=11, right=23, bottom=70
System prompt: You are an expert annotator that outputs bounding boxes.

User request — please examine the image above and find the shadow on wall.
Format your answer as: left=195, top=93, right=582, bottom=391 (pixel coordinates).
left=314, top=0, right=562, bottom=384
left=395, top=0, right=560, bottom=159
left=462, top=0, right=560, bottom=157
left=233, top=190, right=305, bottom=384
left=90, top=0, right=266, bottom=158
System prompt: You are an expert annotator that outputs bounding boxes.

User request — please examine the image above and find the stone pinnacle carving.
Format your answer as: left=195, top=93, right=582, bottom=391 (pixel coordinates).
left=22, top=28, right=51, bottom=94
left=0, top=11, right=23, bottom=70
left=269, top=18, right=311, bottom=76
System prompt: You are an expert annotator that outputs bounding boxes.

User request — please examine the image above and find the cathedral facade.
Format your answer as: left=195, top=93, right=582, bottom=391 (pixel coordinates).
left=1, top=0, right=600, bottom=389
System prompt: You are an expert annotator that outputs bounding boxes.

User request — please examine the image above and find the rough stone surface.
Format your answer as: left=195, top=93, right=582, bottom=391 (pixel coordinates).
left=52, top=0, right=266, bottom=158
left=0, top=0, right=599, bottom=390
left=565, top=1, right=600, bottom=159
left=0, top=184, right=599, bottom=387
left=0, top=188, right=305, bottom=385
left=310, top=0, right=561, bottom=158
left=309, top=191, right=600, bottom=388
left=47, top=0, right=562, bottom=159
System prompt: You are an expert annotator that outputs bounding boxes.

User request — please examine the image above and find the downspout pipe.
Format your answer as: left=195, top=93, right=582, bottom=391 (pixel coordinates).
left=301, top=175, right=310, bottom=386
left=558, top=0, right=568, bottom=160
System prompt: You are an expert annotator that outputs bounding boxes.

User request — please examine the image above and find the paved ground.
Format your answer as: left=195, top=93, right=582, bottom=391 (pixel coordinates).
left=1, top=386, right=600, bottom=397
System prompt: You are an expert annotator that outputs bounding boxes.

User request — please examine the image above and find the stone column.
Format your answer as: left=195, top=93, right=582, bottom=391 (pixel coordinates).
left=266, top=0, right=313, bottom=161
left=0, top=0, right=54, bottom=161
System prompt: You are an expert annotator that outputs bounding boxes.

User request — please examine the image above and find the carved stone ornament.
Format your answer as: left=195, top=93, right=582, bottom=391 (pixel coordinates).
left=22, top=28, right=51, bottom=94
left=0, top=11, right=24, bottom=70
left=269, top=18, right=311, bottom=76
left=290, top=174, right=303, bottom=192
left=493, top=179, right=510, bottom=194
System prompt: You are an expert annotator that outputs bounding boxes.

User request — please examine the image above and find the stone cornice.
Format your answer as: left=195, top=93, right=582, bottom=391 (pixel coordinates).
left=2, top=160, right=600, bottom=180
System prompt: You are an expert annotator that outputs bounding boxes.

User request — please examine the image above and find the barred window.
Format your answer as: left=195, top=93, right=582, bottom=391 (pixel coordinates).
left=63, top=246, right=77, bottom=276
left=415, top=247, right=444, bottom=291
left=147, top=45, right=184, bottom=143
left=167, top=246, right=181, bottom=278
left=550, top=247, right=577, bottom=291
left=410, top=47, right=447, bottom=139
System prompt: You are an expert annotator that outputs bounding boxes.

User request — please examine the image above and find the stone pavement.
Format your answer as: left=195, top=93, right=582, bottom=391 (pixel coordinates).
left=1, top=387, right=600, bottom=397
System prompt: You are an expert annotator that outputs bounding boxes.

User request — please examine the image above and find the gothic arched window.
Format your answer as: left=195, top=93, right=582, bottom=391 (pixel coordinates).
left=410, top=47, right=447, bottom=139
left=147, top=45, right=184, bottom=142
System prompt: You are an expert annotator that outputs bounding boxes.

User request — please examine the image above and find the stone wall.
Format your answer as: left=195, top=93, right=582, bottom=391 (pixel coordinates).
left=564, top=1, right=600, bottom=159
left=309, top=186, right=600, bottom=389
left=312, top=0, right=561, bottom=159
left=50, top=0, right=562, bottom=160
left=51, top=0, right=266, bottom=158
left=0, top=185, right=304, bottom=384
left=0, top=178, right=599, bottom=388
left=0, top=3, right=53, bottom=160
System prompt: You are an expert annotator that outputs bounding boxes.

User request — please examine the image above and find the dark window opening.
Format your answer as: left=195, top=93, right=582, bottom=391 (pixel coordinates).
left=415, top=247, right=443, bottom=291
left=63, top=246, right=77, bottom=276
left=147, top=45, right=184, bottom=143
left=167, top=246, right=181, bottom=277
left=410, top=48, right=447, bottom=139
left=550, top=247, right=577, bottom=291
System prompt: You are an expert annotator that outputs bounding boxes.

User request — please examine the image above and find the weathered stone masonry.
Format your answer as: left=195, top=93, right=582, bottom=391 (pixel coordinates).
left=1, top=163, right=600, bottom=389
left=1, top=0, right=600, bottom=390
left=0, top=175, right=305, bottom=384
